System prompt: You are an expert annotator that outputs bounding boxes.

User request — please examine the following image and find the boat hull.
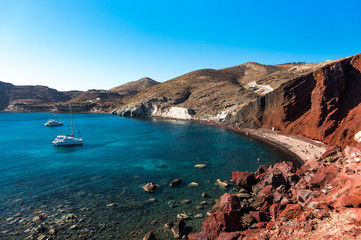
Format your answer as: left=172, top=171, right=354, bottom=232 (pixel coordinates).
left=53, top=135, right=83, bottom=146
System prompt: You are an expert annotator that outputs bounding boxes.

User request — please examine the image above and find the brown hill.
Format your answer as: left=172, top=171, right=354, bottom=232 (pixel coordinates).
left=113, top=60, right=327, bottom=119
left=110, top=77, right=159, bottom=97
left=113, top=54, right=361, bottom=148
left=0, top=81, right=74, bottom=111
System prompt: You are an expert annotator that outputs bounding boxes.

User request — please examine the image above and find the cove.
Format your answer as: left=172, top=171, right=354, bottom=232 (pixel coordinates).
left=0, top=112, right=292, bottom=239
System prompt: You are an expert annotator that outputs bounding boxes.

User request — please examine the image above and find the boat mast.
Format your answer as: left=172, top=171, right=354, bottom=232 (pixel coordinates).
left=70, top=105, right=74, bottom=136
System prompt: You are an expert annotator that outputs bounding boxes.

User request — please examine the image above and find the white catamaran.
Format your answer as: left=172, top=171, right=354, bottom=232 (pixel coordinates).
left=52, top=105, right=83, bottom=146
left=45, top=112, right=63, bottom=127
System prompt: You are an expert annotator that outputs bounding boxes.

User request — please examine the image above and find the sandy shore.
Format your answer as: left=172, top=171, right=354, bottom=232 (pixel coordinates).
left=194, top=120, right=327, bottom=165
left=238, top=128, right=327, bottom=163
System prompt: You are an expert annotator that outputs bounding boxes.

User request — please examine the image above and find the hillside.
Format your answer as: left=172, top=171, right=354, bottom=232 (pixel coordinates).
left=0, top=77, right=158, bottom=112
left=113, top=61, right=328, bottom=120
left=113, top=54, right=361, bottom=148
left=110, top=77, right=159, bottom=97
left=0, top=82, right=74, bottom=111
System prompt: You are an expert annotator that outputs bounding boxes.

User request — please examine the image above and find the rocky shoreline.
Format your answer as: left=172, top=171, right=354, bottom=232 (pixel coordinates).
left=141, top=121, right=361, bottom=240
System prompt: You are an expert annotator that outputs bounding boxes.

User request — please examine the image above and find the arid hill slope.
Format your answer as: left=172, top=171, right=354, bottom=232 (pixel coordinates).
left=114, top=54, right=361, bottom=148
left=110, top=77, right=159, bottom=97
left=0, top=82, right=73, bottom=111
left=114, top=61, right=329, bottom=119
left=0, top=78, right=158, bottom=112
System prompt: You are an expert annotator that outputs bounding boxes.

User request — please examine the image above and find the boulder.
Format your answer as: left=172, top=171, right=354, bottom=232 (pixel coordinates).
left=170, top=179, right=182, bottom=187
left=269, top=169, right=288, bottom=189
left=340, top=189, right=361, bottom=208
left=252, top=181, right=266, bottom=195
left=249, top=211, right=267, bottom=223
left=308, top=165, right=339, bottom=189
left=171, top=219, right=185, bottom=239
left=143, top=182, right=159, bottom=193
left=273, top=161, right=295, bottom=179
left=296, top=189, right=313, bottom=207
left=257, top=185, right=274, bottom=203
left=212, top=193, right=240, bottom=213
left=143, top=231, right=156, bottom=240
left=278, top=204, right=303, bottom=219
left=232, top=171, right=257, bottom=190
left=269, top=203, right=286, bottom=220
left=202, top=211, right=240, bottom=240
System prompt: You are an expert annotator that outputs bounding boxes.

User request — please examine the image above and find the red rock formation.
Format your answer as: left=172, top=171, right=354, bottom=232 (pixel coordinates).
left=198, top=158, right=361, bottom=240
left=228, top=53, right=361, bottom=148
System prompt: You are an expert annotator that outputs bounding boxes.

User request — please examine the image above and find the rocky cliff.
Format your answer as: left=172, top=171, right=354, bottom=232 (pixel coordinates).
left=226, top=54, right=361, bottom=148
left=113, top=54, right=361, bottom=148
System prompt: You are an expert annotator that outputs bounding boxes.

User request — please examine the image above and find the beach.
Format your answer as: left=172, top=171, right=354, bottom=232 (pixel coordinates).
left=195, top=120, right=328, bottom=166
left=239, top=128, right=327, bottom=162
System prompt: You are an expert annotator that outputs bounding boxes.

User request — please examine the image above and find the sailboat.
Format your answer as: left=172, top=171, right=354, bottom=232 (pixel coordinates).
left=52, top=105, right=83, bottom=146
left=45, top=112, right=63, bottom=127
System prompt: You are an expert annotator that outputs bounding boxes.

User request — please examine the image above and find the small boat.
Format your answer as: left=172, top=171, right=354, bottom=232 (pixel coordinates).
left=53, top=105, right=83, bottom=146
left=45, top=113, right=63, bottom=127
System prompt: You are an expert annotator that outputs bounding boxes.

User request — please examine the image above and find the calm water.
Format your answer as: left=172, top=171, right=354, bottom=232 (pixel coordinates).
left=0, top=112, right=290, bottom=239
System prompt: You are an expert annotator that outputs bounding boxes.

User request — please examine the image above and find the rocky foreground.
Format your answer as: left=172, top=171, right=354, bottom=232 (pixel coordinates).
left=144, top=144, right=361, bottom=240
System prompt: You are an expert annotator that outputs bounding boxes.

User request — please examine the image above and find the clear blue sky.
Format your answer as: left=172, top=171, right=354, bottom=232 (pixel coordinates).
left=0, top=0, right=360, bottom=91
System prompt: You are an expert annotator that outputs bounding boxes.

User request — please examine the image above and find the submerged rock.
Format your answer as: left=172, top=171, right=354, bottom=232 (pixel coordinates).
left=215, top=179, right=229, bottom=187
left=143, top=231, right=156, bottom=240
left=143, top=183, right=159, bottom=193
left=194, top=164, right=207, bottom=168
left=177, top=213, right=189, bottom=220
left=188, top=182, right=199, bottom=187
left=170, top=179, right=182, bottom=187
left=171, top=219, right=185, bottom=239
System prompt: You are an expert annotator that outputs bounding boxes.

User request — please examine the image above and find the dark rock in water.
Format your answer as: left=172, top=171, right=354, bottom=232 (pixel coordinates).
left=201, top=192, right=208, bottom=198
left=170, top=179, right=182, bottom=187
left=143, top=182, right=159, bottom=193
left=143, top=231, right=156, bottom=240
left=171, top=219, right=185, bottom=239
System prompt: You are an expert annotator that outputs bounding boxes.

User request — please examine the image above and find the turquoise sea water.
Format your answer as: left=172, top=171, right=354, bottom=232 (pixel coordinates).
left=0, top=112, right=291, bottom=239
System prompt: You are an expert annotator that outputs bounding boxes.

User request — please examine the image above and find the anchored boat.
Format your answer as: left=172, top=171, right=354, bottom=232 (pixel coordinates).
left=52, top=105, right=83, bottom=146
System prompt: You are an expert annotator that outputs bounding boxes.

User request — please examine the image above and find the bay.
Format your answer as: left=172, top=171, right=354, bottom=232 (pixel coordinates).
left=0, top=112, right=290, bottom=239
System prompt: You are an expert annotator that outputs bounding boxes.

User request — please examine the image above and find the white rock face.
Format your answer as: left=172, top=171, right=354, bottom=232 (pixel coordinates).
left=160, top=107, right=194, bottom=120
left=247, top=81, right=274, bottom=95
left=354, top=131, right=361, bottom=142
left=208, top=111, right=229, bottom=122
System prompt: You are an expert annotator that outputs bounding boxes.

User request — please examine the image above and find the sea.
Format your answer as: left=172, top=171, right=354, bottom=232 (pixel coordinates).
left=0, top=112, right=291, bottom=239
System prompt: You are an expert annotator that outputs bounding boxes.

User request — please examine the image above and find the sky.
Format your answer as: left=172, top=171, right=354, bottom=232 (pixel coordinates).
left=0, top=0, right=360, bottom=91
